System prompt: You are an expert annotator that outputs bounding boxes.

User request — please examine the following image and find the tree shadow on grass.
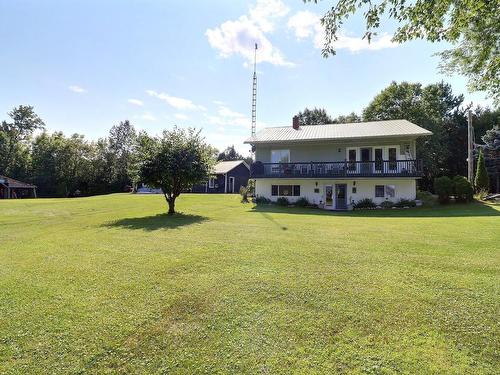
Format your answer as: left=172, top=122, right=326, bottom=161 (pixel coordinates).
left=249, top=202, right=500, bottom=218
left=103, top=213, right=208, bottom=231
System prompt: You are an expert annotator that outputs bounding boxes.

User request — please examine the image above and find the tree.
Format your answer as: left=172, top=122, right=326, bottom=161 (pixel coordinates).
left=296, top=107, right=333, bottom=125
left=139, top=127, right=214, bottom=214
left=333, top=112, right=361, bottom=124
left=482, top=126, right=500, bottom=150
left=474, top=149, right=489, bottom=192
left=217, top=145, right=242, bottom=161
left=311, top=0, right=500, bottom=104
left=363, top=81, right=463, bottom=190
left=0, top=105, right=45, bottom=177
left=108, top=120, right=137, bottom=190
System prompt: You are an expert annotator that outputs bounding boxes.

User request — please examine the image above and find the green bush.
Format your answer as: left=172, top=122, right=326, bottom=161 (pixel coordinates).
left=255, top=196, right=271, bottom=205
left=380, top=200, right=394, bottom=208
left=452, top=176, right=473, bottom=202
left=295, top=197, right=309, bottom=207
left=474, top=189, right=489, bottom=201
left=434, top=176, right=453, bottom=203
left=276, top=197, right=289, bottom=206
left=416, top=190, right=438, bottom=207
left=353, top=198, right=376, bottom=209
left=474, top=149, right=489, bottom=192
left=239, top=186, right=248, bottom=203
left=394, top=198, right=417, bottom=208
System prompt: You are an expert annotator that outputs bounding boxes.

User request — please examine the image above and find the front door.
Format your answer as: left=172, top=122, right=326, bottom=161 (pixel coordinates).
left=325, top=185, right=333, bottom=208
left=335, top=184, right=347, bottom=210
left=228, top=177, right=235, bottom=193
left=360, top=148, right=371, bottom=174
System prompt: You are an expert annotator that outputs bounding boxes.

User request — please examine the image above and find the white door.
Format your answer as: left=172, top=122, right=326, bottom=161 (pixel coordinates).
left=228, top=177, right=235, bottom=193
left=324, top=185, right=333, bottom=208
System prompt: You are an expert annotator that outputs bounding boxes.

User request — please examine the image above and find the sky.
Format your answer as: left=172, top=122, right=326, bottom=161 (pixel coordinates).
left=0, top=0, right=493, bottom=156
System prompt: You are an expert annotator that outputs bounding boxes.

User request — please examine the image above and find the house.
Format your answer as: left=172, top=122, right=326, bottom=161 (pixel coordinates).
left=192, top=160, right=250, bottom=193
left=244, top=117, right=432, bottom=209
left=0, top=176, right=37, bottom=199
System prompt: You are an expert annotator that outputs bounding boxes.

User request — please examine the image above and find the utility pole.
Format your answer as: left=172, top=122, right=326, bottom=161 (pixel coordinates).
left=467, top=108, right=474, bottom=184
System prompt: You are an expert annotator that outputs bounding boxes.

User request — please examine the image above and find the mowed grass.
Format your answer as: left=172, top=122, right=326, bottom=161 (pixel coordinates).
left=0, top=194, right=499, bottom=374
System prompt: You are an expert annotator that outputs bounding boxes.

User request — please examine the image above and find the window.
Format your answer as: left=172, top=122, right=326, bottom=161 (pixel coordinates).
left=271, top=185, right=300, bottom=196
left=385, top=185, right=395, bottom=198
left=208, top=177, right=215, bottom=188
left=348, top=149, right=356, bottom=171
left=388, top=147, right=397, bottom=170
left=375, top=185, right=385, bottom=198
left=271, top=150, right=290, bottom=164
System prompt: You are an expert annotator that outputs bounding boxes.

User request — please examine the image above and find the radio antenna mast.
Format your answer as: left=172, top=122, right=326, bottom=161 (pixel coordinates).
left=251, top=43, right=258, bottom=137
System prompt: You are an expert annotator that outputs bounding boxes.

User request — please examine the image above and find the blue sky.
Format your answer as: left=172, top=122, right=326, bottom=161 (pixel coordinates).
left=0, top=0, right=493, bottom=155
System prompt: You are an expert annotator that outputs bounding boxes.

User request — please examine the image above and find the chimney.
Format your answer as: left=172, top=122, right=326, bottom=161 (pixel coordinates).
left=292, top=115, right=300, bottom=130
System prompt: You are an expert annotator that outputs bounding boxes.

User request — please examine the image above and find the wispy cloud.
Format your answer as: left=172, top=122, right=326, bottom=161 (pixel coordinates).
left=174, top=113, right=189, bottom=120
left=204, top=104, right=265, bottom=130
left=288, top=10, right=397, bottom=52
left=146, top=90, right=206, bottom=111
left=206, top=0, right=293, bottom=67
left=128, top=98, right=143, bottom=106
left=68, top=85, right=87, bottom=93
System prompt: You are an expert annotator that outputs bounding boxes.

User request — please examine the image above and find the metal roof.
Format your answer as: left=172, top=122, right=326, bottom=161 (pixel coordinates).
left=213, top=160, right=249, bottom=174
left=244, top=119, right=432, bottom=144
left=0, top=175, right=36, bottom=188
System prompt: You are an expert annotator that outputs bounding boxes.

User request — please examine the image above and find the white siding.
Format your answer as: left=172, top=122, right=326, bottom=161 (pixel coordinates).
left=255, top=178, right=416, bottom=207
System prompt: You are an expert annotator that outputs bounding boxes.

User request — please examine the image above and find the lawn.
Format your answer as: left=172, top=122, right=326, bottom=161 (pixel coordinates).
left=0, top=194, right=499, bottom=374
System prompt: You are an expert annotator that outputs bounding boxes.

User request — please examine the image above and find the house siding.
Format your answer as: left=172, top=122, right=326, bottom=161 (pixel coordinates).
left=255, top=178, right=416, bottom=207
left=191, top=162, right=249, bottom=193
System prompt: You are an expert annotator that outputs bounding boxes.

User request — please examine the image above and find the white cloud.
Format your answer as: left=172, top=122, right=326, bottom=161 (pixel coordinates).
left=68, top=85, right=86, bottom=93
left=218, top=105, right=245, bottom=118
left=174, top=113, right=189, bottom=120
left=128, top=98, right=143, bottom=106
left=141, top=113, right=156, bottom=121
left=288, top=11, right=397, bottom=52
left=146, top=90, right=206, bottom=111
left=206, top=0, right=293, bottom=67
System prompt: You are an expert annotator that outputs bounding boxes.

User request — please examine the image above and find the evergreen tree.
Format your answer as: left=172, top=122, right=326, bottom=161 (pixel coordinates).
left=474, top=149, right=489, bottom=192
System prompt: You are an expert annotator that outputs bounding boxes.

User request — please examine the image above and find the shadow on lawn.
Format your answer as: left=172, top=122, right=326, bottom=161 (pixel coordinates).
left=249, top=202, right=499, bottom=218
left=104, top=213, right=208, bottom=231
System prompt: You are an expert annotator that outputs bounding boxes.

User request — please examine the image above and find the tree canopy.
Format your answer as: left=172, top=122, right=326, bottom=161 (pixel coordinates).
left=139, top=127, right=214, bottom=214
left=310, top=0, right=500, bottom=104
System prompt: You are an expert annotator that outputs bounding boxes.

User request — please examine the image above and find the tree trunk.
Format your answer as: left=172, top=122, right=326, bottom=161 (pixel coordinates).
left=167, top=197, right=176, bottom=215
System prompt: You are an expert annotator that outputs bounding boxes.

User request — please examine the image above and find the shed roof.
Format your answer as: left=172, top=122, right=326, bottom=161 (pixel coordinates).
left=0, top=175, right=36, bottom=188
left=213, top=160, right=249, bottom=174
left=244, top=119, right=432, bottom=144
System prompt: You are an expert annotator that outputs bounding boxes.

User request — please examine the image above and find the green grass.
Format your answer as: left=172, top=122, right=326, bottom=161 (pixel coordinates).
left=1, top=194, right=499, bottom=374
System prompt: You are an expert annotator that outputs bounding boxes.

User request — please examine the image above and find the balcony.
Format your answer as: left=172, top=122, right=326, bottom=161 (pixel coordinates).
left=250, top=160, right=424, bottom=179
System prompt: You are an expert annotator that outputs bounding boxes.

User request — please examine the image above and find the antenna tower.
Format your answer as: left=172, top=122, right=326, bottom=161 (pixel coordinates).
left=251, top=43, right=258, bottom=137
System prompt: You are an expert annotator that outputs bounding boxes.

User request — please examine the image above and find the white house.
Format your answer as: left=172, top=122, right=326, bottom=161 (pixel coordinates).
left=244, top=118, right=432, bottom=210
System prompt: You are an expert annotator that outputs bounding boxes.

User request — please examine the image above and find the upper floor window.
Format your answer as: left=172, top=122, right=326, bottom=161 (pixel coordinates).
left=271, top=149, right=290, bottom=163
left=388, top=147, right=397, bottom=170
left=348, top=149, right=356, bottom=170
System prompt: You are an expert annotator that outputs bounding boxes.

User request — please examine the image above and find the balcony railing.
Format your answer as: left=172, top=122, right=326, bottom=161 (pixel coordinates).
left=250, top=160, right=423, bottom=178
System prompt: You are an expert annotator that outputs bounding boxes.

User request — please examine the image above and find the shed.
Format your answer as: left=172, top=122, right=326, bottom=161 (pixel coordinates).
left=0, top=176, right=37, bottom=199
left=192, top=160, right=250, bottom=193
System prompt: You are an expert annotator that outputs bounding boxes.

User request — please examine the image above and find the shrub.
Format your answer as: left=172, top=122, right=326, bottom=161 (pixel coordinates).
left=276, top=197, right=289, bottom=206
left=353, top=198, right=376, bottom=209
left=239, top=186, right=248, bottom=203
left=416, top=190, right=438, bottom=207
left=474, top=149, right=489, bottom=192
left=255, top=196, right=271, bottom=205
left=394, top=198, right=417, bottom=208
left=246, top=179, right=255, bottom=197
left=295, top=197, right=309, bottom=207
left=434, top=176, right=453, bottom=203
left=474, top=189, right=489, bottom=201
left=380, top=200, right=394, bottom=209
left=452, top=176, right=473, bottom=202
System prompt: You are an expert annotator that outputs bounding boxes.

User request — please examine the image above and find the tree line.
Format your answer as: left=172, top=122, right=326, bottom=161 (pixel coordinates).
left=296, top=81, right=499, bottom=191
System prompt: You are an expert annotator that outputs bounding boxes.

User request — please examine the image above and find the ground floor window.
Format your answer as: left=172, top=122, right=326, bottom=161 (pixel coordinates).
left=271, top=185, right=300, bottom=196
left=375, top=185, right=385, bottom=197
left=208, top=178, right=215, bottom=188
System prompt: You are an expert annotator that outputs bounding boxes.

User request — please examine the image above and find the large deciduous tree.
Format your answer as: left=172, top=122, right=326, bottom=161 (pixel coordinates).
left=139, top=127, right=214, bottom=215
left=0, top=105, right=45, bottom=178
left=296, top=107, right=333, bottom=125
left=310, top=0, right=500, bottom=104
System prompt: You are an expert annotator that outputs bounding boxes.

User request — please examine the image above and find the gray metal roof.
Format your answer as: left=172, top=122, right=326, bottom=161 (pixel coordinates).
left=213, top=160, right=249, bottom=174
left=244, top=119, right=432, bottom=144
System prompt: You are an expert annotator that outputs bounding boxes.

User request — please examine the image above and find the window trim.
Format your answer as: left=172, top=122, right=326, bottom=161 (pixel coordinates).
left=271, top=149, right=290, bottom=164
left=375, top=185, right=385, bottom=198
left=271, top=184, right=300, bottom=197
